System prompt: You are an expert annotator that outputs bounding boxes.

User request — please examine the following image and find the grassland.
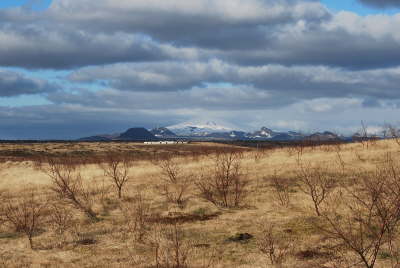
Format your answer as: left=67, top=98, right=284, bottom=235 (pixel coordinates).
left=0, top=139, right=400, bottom=267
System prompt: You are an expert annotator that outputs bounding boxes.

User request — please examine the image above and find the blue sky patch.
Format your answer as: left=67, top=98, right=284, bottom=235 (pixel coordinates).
left=0, top=0, right=52, bottom=11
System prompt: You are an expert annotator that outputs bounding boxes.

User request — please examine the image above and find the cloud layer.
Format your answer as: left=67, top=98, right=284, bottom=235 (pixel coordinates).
left=0, top=0, right=400, bottom=138
left=0, top=70, right=56, bottom=97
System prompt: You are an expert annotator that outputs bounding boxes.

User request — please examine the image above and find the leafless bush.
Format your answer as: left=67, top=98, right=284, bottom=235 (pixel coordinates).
left=294, top=143, right=306, bottom=160
left=100, top=153, right=132, bottom=199
left=320, top=156, right=400, bottom=268
left=1, top=189, right=46, bottom=249
left=297, top=162, right=336, bottom=216
left=333, top=144, right=346, bottom=175
left=196, top=150, right=248, bottom=208
left=150, top=221, right=221, bottom=268
left=49, top=202, right=74, bottom=235
left=287, top=143, right=306, bottom=160
left=195, top=246, right=224, bottom=268
left=151, top=222, right=192, bottom=268
left=47, top=201, right=75, bottom=247
left=156, top=157, right=192, bottom=207
left=94, top=176, right=113, bottom=215
left=120, top=191, right=152, bottom=243
left=355, top=121, right=378, bottom=149
left=42, top=158, right=98, bottom=221
left=254, top=146, right=269, bottom=162
left=383, top=123, right=400, bottom=146
left=0, top=190, right=5, bottom=226
left=270, top=171, right=292, bottom=208
left=258, top=223, right=294, bottom=266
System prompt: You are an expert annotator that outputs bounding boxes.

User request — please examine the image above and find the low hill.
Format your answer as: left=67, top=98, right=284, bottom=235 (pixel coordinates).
left=118, top=128, right=157, bottom=141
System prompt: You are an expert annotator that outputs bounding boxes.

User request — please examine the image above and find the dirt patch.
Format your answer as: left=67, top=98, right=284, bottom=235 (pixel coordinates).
left=149, top=212, right=220, bottom=224
left=296, top=249, right=333, bottom=260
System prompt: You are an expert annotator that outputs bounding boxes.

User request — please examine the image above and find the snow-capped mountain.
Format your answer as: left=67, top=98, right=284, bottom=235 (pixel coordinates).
left=167, top=121, right=238, bottom=137
left=150, top=127, right=177, bottom=138
left=251, top=127, right=276, bottom=138
left=307, top=131, right=340, bottom=141
left=245, top=127, right=304, bottom=141
left=78, top=122, right=347, bottom=142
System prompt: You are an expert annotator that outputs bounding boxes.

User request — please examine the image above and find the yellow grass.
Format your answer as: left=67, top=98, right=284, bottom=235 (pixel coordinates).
left=0, top=139, right=399, bottom=267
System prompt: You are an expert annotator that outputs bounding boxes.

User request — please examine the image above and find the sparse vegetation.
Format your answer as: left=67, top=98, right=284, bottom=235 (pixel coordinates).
left=1, top=189, right=46, bottom=249
left=100, top=153, right=133, bottom=199
left=297, top=161, right=336, bottom=216
left=156, top=156, right=193, bottom=207
left=196, top=150, right=249, bottom=208
left=270, top=171, right=292, bottom=208
left=258, top=222, right=294, bottom=266
left=2, top=140, right=400, bottom=266
left=43, top=157, right=99, bottom=221
left=120, top=191, right=152, bottom=243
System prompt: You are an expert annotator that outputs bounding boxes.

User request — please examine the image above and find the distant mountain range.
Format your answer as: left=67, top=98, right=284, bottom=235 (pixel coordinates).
left=79, top=128, right=157, bottom=141
left=167, top=121, right=237, bottom=136
left=78, top=121, right=345, bottom=142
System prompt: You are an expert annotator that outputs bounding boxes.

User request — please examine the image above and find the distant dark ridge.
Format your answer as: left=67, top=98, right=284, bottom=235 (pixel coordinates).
left=118, top=127, right=158, bottom=141
left=78, top=136, right=112, bottom=142
left=0, top=140, right=80, bottom=143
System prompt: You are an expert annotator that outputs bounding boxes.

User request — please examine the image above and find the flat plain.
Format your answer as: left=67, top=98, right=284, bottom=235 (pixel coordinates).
left=1, top=139, right=399, bottom=268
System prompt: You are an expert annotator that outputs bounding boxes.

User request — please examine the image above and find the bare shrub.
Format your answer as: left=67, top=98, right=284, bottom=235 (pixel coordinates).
left=355, top=121, right=378, bottom=149
left=151, top=222, right=192, bottom=268
left=0, top=190, right=5, bottom=226
left=196, top=150, right=249, bottom=208
left=195, top=246, right=224, bottom=268
left=286, top=143, right=306, bottom=160
left=48, top=201, right=75, bottom=247
left=156, top=157, right=192, bottom=207
left=100, top=153, right=132, bottom=199
left=1, top=189, right=46, bottom=249
left=43, top=158, right=98, bottom=221
left=297, top=162, right=336, bottom=216
left=354, top=150, right=367, bottom=163
left=95, top=177, right=114, bottom=216
left=383, top=123, right=400, bottom=146
left=320, top=157, right=400, bottom=268
left=258, top=223, right=294, bottom=266
left=270, top=171, right=292, bottom=208
left=120, top=191, right=152, bottom=243
left=253, top=146, right=269, bottom=162
left=150, top=222, right=221, bottom=268
left=294, top=142, right=306, bottom=160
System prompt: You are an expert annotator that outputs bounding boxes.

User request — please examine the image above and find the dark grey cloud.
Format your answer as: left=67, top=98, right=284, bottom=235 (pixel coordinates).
left=47, top=86, right=290, bottom=111
left=0, top=69, right=56, bottom=97
left=358, top=0, right=400, bottom=8
left=47, top=0, right=330, bottom=47
left=0, top=26, right=200, bottom=69
left=0, top=0, right=335, bottom=69
left=0, top=0, right=399, bottom=70
left=46, top=0, right=329, bottom=50
left=220, top=11, right=400, bottom=69
left=225, top=30, right=400, bottom=69
left=68, top=61, right=400, bottom=101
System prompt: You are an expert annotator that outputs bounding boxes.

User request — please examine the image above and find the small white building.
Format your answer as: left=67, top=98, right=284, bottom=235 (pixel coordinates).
left=144, top=141, right=188, bottom=145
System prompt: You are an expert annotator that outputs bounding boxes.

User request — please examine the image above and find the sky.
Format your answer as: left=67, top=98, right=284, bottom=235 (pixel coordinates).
left=1, top=0, right=400, bottom=139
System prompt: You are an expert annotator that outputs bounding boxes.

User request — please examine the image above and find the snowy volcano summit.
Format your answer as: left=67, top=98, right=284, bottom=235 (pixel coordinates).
left=167, top=121, right=238, bottom=137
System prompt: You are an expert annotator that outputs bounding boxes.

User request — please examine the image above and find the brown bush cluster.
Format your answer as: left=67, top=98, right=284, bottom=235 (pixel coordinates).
left=196, top=150, right=249, bottom=208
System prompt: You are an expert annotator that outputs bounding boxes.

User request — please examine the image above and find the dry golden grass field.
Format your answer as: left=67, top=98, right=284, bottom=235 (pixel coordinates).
left=1, top=139, right=400, bottom=268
